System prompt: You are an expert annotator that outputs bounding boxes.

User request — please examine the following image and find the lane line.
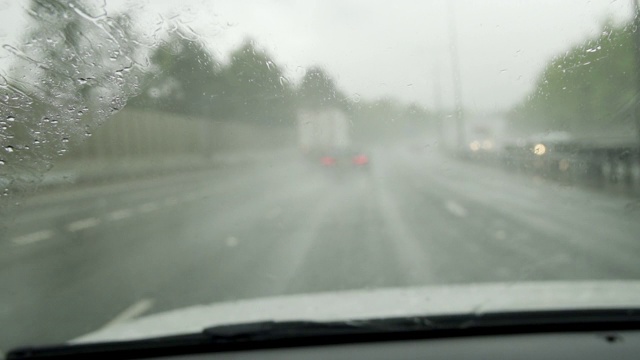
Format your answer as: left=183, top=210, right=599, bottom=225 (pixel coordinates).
left=67, top=217, right=101, bottom=232
left=225, top=236, right=239, bottom=247
left=444, top=200, right=468, bottom=218
left=107, top=208, right=134, bottom=221
left=102, top=299, right=154, bottom=329
left=12, top=230, right=54, bottom=246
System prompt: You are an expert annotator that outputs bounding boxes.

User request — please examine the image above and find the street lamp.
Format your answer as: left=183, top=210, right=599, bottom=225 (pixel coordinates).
left=447, top=1, right=466, bottom=153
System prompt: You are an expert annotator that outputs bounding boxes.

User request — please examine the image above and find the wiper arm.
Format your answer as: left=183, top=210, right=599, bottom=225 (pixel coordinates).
left=7, top=319, right=434, bottom=360
left=9, top=310, right=640, bottom=359
left=203, top=318, right=435, bottom=341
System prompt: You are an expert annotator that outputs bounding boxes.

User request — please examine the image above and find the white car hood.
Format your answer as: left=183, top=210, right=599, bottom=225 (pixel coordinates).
left=77, top=281, right=640, bottom=343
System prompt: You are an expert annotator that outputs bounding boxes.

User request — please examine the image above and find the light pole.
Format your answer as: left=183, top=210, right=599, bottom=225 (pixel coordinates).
left=433, top=63, right=444, bottom=149
left=447, top=1, right=466, bottom=153
left=634, top=0, right=640, bottom=145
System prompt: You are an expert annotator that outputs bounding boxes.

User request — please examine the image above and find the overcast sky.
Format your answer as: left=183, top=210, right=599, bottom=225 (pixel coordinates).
left=0, top=0, right=635, bottom=111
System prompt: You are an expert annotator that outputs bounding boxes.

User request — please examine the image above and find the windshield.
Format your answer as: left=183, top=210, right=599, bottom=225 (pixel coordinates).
left=1, top=0, right=640, bottom=351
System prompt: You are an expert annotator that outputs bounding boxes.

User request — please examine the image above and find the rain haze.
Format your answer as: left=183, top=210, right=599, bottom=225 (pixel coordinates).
left=0, top=0, right=635, bottom=110
left=194, top=0, right=634, bottom=111
left=2, top=1, right=640, bottom=351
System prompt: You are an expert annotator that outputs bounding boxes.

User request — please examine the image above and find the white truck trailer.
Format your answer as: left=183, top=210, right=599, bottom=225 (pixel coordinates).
left=297, top=107, right=350, bottom=155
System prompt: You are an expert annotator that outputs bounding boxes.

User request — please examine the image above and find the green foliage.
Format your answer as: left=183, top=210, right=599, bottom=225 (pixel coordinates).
left=7, top=1, right=141, bottom=114
left=126, top=34, right=432, bottom=136
left=221, top=41, right=295, bottom=125
left=1, top=0, right=146, bottom=167
left=128, top=36, right=225, bottom=117
left=509, top=21, right=637, bottom=136
left=130, top=38, right=296, bottom=125
left=297, top=67, right=347, bottom=109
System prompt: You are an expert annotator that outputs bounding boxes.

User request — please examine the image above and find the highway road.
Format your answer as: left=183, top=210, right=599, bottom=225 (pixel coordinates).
left=1, top=146, right=640, bottom=351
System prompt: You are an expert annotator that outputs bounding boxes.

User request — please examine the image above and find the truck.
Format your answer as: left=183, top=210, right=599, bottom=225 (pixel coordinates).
left=297, top=107, right=369, bottom=169
left=297, top=107, right=350, bottom=155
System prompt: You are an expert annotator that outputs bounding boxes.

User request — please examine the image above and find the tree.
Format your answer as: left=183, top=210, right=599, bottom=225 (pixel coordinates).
left=220, top=40, right=295, bottom=125
left=128, top=35, right=225, bottom=118
left=129, top=38, right=297, bottom=125
left=509, top=20, right=637, bottom=137
left=1, top=0, right=148, bottom=194
left=297, top=67, right=346, bottom=109
left=7, top=1, right=145, bottom=114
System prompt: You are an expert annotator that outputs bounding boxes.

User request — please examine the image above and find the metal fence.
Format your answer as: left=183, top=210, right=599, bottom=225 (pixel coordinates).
left=498, top=142, right=640, bottom=196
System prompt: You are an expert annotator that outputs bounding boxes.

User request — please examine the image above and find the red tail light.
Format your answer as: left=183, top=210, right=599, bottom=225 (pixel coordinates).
left=353, top=154, right=369, bottom=165
left=321, top=156, right=336, bottom=166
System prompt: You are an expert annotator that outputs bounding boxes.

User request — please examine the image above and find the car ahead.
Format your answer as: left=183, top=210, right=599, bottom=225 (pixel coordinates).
left=317, top=148, right=370, bottom=170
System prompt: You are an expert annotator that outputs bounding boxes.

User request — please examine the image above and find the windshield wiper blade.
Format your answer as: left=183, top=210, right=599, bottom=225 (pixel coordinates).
left=9, top=310, right=640, bottom=359
left=204, top=318, right=433, bottom=339
left=7, top=319, right=434, bottom=360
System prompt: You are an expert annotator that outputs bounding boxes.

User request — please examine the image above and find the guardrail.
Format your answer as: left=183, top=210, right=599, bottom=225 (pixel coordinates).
left=459, top=141, right=640, bottom=197
left=500, top=142, right=640, bottom=196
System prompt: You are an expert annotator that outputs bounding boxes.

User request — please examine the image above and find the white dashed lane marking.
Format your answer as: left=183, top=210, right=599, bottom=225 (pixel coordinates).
left=67, top=217, right=101, bottom=232
left=107, top=208, right=134, bottom=221
left=12, top=230, right=54, bottom=246
left=102, top=299, right=154, bottom=329
left=11, top=194, right=195, bottom=246
left=444, top=200, right=468, bottom=218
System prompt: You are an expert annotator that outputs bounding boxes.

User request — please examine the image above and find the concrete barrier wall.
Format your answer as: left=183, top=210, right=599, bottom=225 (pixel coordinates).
left=64, top=108, right=295, bottom=160
left=46, top=108, right=296, bottom=185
